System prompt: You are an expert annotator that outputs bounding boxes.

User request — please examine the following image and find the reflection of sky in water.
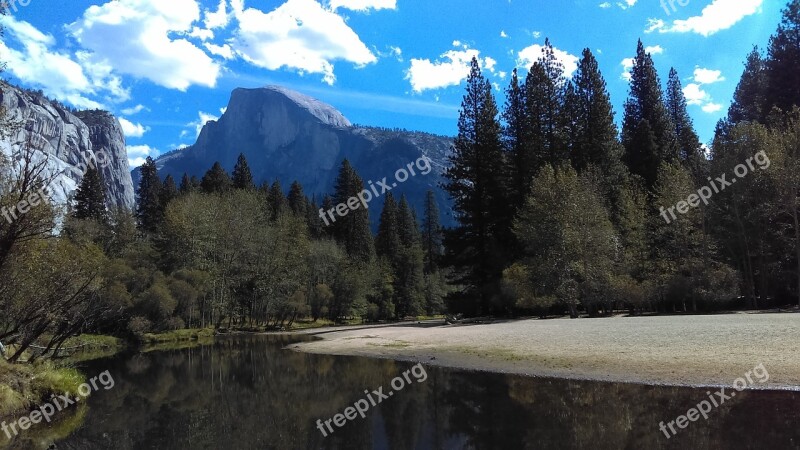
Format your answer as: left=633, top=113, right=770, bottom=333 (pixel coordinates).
left=21, top=334, right=798, bottom=450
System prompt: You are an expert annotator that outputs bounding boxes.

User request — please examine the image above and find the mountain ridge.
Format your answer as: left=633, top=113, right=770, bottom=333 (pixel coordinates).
left=143, top=86, right=454, bottom=225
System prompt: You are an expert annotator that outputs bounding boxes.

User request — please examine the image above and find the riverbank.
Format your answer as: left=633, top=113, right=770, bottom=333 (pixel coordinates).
left=289, top=312, right=800, bottom=389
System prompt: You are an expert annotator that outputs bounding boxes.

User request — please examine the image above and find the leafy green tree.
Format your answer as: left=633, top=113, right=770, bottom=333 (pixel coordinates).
left=232, top=153, right=255, bottom=190
left=73, top=166, right=107, bottom=223
left=510, top=165, right=617, bottom=318
left=443, top=57, right=507, bottom=315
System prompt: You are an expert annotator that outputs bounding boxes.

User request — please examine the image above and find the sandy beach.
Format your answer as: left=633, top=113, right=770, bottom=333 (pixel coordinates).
left=289, top=312, right=800, bottom=389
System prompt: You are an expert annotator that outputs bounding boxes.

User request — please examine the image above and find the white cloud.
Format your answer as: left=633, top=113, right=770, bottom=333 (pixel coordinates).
left=187, top=111, right=220, bottom=137
left=645, top=0, right=763, bottom=36
left=683, top=83, right=709, bottom=106
left=120, top=104, right=148, bottom=115
left=616, top=0, right=637, bottom=9
left=599, top=2, right=611, bottom=8
left=119, top=118, right=149, bottom=138
left=702, top=103, right=723, bottom=113
left=645, top=45, right=663, bottom=55
left=204, top=0, right=230, bottom=29
left=406, top=42, right=501, bottom=93
left=620, top=57, right=635, bottom=81
left=0, top=15, right=128, bottom=109
left=231, top=0, right=376, bottom=85
left=518, top=44, right=579, bottom=77
left=329, top=0, right=396, bottom=11
left=205, top=42, right=235, bottom=59
left=68, top=0, right=221, bottom=91
left=693, top=68, right=725, bottom=84
left=500, top=30, right=509, bottom=38
left=127, top=144, right=157, bottom=167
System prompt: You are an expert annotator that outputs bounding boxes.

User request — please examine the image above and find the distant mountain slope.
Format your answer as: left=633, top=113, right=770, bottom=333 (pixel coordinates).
left=141, top=86, right=454, bottom=225
left=0, top=82, right=135, bottom=209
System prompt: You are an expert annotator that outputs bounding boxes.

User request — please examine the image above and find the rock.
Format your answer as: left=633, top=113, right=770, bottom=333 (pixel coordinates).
left=138, top=85, right=454, bottom=226
left=0, top=82, right=136, bottom=210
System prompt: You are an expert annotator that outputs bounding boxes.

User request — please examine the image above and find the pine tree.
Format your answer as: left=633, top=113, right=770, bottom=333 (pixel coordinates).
left=443, top=57, right=507, bottom=315
left=524, top=38, right=569, bottom=170
left=728, top=47, right=767, bottom=125
left=502, top=68, right=529, bottom=210
left=179, top=173, right=195, bottom=195
left=375, top=193, right=401, bottom=259
left=421, top=190, right=443, bottom=274
left=136, top=156, right=163, bottom=232
left=567, top=48, right=624, bottom=174
left=622, top=40, right=679, bottom=190
left=73, top=167, right=107, bottom=223
left=200, top=162, right=231, bottom=194
left=306, top=196, right=324, bottom=239
left=161, top=175, right=178, bottom=209
left=397, top=195, right=420, bottom=246
left=268, top=180, right=286, bottom=219
left=765, top=0, right=800, bottom=116
left=231, top=153, right=255, bottom=190
left=332, top=160, right=375, bottom=263
left=287, top=181, right=307, bottom=216
left=665, top=68, right=705, bottom=177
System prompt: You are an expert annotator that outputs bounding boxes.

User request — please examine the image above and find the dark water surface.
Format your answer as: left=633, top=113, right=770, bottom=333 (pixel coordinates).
left=30, top=335, right=800, bottom=449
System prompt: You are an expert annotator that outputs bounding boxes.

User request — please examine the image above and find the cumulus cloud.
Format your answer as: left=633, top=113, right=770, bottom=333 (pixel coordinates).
left=230, top=0, right=376, bottom=85
left=119, top=118, right=149, bottom=138
left=684, top=67, right=726, bottom=114
left=0, top=15, right=127, bottom=109
left=406, top=43, right=497, bottom=93
left=693, top=68, right=725, bottom=84
left=645, top=0, right=763, bottom=36
left=329, top=0, right=396, bottom=11
left=518, top=43, right=579, bottom=77
left=127, top=144, right=157, bottom=167
left=68, top=0, right=221, bottom=91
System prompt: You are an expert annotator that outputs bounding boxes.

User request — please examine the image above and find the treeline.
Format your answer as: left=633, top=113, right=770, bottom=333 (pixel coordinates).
left=87, top=152, right=448, bottom=335
left=444, top=0, right=800, bottom=317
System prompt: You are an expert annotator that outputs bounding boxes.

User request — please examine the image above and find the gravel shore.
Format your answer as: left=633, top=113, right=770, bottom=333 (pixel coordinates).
left=289, top=312, right=800, bottom=389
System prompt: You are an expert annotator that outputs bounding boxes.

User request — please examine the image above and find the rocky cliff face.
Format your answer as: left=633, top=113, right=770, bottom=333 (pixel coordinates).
left=148, top=86, right=454, bottom=225
left=0, top=82, right=135, bottom=210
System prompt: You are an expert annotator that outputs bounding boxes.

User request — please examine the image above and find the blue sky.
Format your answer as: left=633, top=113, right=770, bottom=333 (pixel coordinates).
left=0, top=0, right=783, bottom=167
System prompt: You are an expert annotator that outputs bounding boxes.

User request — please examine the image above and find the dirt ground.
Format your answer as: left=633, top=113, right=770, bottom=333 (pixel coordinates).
left=289, top=312, right=800, bottom=389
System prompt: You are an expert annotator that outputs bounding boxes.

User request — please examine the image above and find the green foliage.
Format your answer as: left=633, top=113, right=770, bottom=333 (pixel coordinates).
left=136, top=157, right=163, bottom=233
left=231, top=153, right=255, bottom=190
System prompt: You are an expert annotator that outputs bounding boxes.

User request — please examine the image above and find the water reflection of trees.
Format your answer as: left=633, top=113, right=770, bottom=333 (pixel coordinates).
left=55, top=336, right=800, bottom=449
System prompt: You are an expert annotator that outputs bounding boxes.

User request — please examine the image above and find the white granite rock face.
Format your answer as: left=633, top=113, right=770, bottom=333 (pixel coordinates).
left=0, top=83, right=135, bottom=210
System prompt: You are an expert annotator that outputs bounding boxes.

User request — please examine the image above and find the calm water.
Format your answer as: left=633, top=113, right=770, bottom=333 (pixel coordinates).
left=9, top=335, right=800, bottom=449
